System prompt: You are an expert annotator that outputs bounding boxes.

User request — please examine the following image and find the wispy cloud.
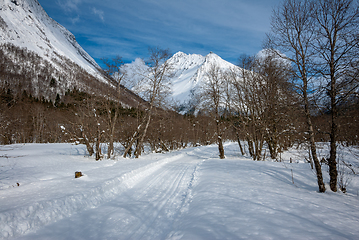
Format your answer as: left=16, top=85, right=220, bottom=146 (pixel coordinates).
left=57, top=0, right=82, bottom=12
left=70, top=15, right=80, bottom=24
left=92, top=7, right=104, bottom=22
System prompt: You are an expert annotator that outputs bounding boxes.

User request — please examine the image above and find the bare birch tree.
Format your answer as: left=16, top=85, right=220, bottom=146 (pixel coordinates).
left=232, top=55, right=266, bottom=161
left=314, top=0, right=359, bottom=192
left=200, top=64, right=226, bottom=159
left=255, top=51, right=297, bottom=160
left=266, top=0, right=326, bottom=192
left=101, top=56, right=126, bottom=158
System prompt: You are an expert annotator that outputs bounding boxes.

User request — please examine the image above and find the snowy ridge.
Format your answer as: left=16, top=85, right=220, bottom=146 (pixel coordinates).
left=0, top=153, right=184, bottom=239
left=0, top=0, right=106, bottom=82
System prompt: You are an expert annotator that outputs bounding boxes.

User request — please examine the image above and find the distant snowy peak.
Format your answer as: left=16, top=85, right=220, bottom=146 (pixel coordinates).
left=169, top=51, right=206, bottom=68
left=0, top=0, right=104, bottom=81
left=167, top=51, right=240, bottom=107
left=203, top=52, right=237, bottom=69
left=123, top=51, right=241, bottom=112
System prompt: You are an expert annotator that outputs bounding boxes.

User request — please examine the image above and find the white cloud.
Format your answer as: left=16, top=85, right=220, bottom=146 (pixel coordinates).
left=92, top=7, right=104, bottom=22
left=57, top=0, right=82, bottom=12
left=70, top=15, right=80, bottom=24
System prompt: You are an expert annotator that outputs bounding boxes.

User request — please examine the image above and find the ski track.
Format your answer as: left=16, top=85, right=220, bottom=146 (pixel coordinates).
left=0, top=153, right=194, bottom=239
left=120, top=157, right=203, bottom=240
left=1, top=151, right=204, bottom=240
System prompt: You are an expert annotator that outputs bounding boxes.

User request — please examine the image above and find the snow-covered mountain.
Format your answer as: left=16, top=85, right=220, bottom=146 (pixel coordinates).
left=0, top=0, right=102, bottom=79
left=168, top=51, right=238, bottom=105
left=124, top=51, right=241, bottom=112
left=0, top=0, right=146, bottom=107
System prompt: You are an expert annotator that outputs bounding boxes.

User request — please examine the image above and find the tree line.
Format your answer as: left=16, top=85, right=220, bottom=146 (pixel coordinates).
left=266, top=0, right=359, bottom=192
left=195, top=0, right=358, bottom=193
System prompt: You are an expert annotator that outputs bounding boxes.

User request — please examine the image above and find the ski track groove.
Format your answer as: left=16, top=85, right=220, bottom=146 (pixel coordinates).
left=123, top=157, right=204, bottom=239
left=127, top=165, right=187, bottom=239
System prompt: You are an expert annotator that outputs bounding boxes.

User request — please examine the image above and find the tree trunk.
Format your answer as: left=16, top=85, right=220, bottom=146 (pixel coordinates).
left=85, top=141, right=94, bottom=156
left=108, top=135, right=114, bottom=159
left=135, top=110, right=152, bottom=158
left=95, top=126, right=101, bottom=161
left=218, top=135, right=225, bottom=159
left=305, top=96, right=326, bottom=193
left=255, top=137, right=263, bottom=161
left=329, top=83, right=338, bottom=192
left=107, top=114, right=118, bottom=159
left=82, top=131, right=94, bottom=156
left=267, top=137, right=278, bottom=160
left=236, top=132, right=245, bottom=155
left=247, top=138, right=254, bottom=158
left=123, top=130, right=140, bottom=158
left=216, top=119, right=225, bottom=159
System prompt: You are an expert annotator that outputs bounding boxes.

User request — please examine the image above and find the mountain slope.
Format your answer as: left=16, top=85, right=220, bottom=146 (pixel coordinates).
left=0, top=0, right=101, bottom=79
left=0, top=0, right=144, bottom=107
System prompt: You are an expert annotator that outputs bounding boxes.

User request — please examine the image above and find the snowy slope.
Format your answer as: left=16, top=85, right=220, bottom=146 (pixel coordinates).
left=1, top=143, right=359, bottom=239
left=166, top=52, right=206, bottom=103
left=0, top=0, right=105, bottom=82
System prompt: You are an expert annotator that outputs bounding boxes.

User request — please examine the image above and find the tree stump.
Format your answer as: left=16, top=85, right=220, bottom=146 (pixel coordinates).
left=75, top=171, right=83, bottom=178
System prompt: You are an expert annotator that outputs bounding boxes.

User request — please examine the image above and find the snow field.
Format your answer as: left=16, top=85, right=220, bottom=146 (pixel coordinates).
left=1, top=142, right=359, bottom=239
left=11, top=147, right=206, bottom=239
left=0, top=144, right=190, bottom=239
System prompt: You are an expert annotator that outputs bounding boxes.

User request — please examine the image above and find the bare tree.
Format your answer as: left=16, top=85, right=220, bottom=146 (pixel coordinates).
left=67, top=94, right=104, bottom=160
left=101, top=56, right=126, bottom=158
left=223, top=68, right=246, bottom=156
left=123, top=47, right=173, bottom=158
left=314, top=0, right=359, bottom=192
left=200, top=64, right=226, bottom=159
left=30, top=104, right=47, bottom=143
left=232, top=55, right=266, bottom=161
left=266, top=0, right=326, bottom=191
left=255, top=51, right=298, bottom=160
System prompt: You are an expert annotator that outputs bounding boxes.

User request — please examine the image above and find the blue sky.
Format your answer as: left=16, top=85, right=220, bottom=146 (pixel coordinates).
left=37, top=0, right=282, bottom=65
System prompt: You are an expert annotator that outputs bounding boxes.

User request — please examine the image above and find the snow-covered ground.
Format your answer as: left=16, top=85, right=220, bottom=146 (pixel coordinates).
left=1, top=142, right=359, bottom=239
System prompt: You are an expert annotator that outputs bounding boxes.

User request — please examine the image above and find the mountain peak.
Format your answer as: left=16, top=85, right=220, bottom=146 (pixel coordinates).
left=205, top=51, right=223, bottom=61
left=173, top=51, right=187, bottom=57
left=0, top=0, right=145, bottom=109
left=130, top=51, right=241, bottom=112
